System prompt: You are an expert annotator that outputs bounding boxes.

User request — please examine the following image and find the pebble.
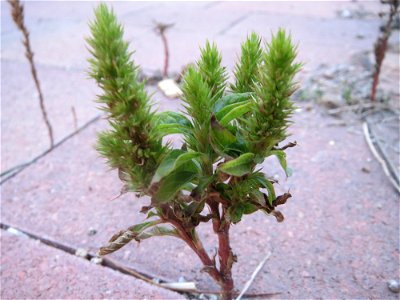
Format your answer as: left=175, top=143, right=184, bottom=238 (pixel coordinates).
left=388, top=279, right=400, bottom=293
left=356, top=33, right=365, bottom=39
left=90, top=257, right=103, bottom=264
left=6, top=227, right=27, bottom=237
left=88, top=227, right=97, bottom=236
left=361, top=167, right=370, bottom=173
left=329, top=140, right=335, bottom=146
left=340, top=9, right=353, bottom=19
left=75, top=248, right=88, bottom=259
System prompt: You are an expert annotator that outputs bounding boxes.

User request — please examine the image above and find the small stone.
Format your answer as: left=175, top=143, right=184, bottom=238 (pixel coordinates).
left=88, top=227, right=97, bottom=236
left=361, top=167, right=370, bottom=173
left=340, top=9, right=353, bottom=19
left=178, top=276, right=186, bottom=283
left=356, top=33, right=365, bottom=39
left=158, top=79, right=183, bottom=99
left=90, top=257, right=103, bottom=264
left=75, top=248, right=88, bottom=259
left=388, top=279, right=400, bottom=293
left=152, top=278, right=161, bottom=284
left=329, top=140, right=335, bottom=146
left=319, top=93, right=342, bottom=109
left=302, top=270, right=310, bottom=277
left=7, top=227, right=27, bottom=237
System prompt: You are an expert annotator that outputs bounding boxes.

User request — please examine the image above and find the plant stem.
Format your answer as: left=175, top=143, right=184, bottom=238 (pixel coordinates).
left=8, top=0, right=54, bottom=147
left=218, top=225, right=234, bottom=300
left=154, top=22, right=173, bottom=78
left=371, top=0, right=399, bottom=102
left=162, top=205, right=223, bottom=285
left=210, top=201, right=234, bottom=300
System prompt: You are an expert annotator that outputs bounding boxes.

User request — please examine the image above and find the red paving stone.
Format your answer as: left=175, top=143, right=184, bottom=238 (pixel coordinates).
left=1, top=1, right=385, bottom=173
left=1, top=60, right=99, bottom=172
left=1, top=103, right=399, bottom=298
left=0, top=231, right=184, bottom=299
left=1, top=1, right=399, bottom=299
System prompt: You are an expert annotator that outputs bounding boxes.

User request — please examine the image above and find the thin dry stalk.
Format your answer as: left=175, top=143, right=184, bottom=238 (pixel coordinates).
left=371, top=0, right=399, bottom=102
left=154, top=22, right=174, bottom=78
left=71, top=106, right=78, bottom=130
left=235, top=252, right=272, bottom=300
left=363, top=122, right=400, bottom=192
left=8, top=0, right=54, bottom=147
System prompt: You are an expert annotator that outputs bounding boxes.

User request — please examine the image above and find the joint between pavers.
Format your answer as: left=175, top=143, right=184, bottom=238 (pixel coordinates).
left=0, top=114, right=101, bottom=185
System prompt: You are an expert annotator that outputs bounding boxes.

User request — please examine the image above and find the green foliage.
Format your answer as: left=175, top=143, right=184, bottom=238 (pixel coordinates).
left=218, top=153, right=255, bottom=177
left=87, top=4, right=164, bottom=191
left=231, top=32, right=263, bottom=93
left=244, top=29, right=302, bottom=154
left=88, top=4, right=300, bottom=261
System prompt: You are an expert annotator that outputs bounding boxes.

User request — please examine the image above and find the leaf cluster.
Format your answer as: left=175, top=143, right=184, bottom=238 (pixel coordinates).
left=87, top=5, right=301, bottom=255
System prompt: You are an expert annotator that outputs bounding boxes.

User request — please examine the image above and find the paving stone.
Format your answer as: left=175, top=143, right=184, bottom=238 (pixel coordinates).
left=1, top=102, right=398, bottom=298
left=0, top=230, right=184, bottom=299
left=1, top=1, right=399, bottom=298
left=1, top=60, right=99, bottom=173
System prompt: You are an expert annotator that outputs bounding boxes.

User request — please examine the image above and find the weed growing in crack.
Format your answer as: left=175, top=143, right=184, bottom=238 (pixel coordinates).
left=87, top=5, right=301, bottom=299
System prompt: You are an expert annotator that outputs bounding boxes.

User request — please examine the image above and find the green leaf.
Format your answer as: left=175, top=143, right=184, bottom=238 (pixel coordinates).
left=137, top=226, right=179, bottom=240
left=128, top=220, right=162, bottom=233
left=154, top=111, right=193, bottom=138
left=227, top=202, right=257, bottom=224
left=152, top=149, right=185, bottom=183
left=219, top=101, right=253, bottom=126
left=153, top=169, right=198, bottom=204
left=218, top=153, right=255, bottom=177
left=152, top=150, right=202, bottom=183
left=240, top=202, right=258, bottom=214
left=99, top=219, right=162, bottom=255
left=269, top=150, right=292, bottom=177
left=210, top=116, right=237, bottom=156
left=190, top=175, right=216, bottom=201
left=213, top=92, right=252, bottom=113
left=264, top=180, right=276, bottom=206
left=174, top=152, right=202, bottom=170
left=227, top=206, right=242, bottom=223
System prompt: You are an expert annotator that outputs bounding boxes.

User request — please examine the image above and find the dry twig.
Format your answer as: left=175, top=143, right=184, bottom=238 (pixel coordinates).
left=71, top=106, right=78, bottom=130
left=8, top=0, right=54, bottom=148
left=154, top=22, right=174, bottom=78
left=235, top=251, right=272, bottom=300
left=363, top=122, right=400, bottom=193
left=371, top=0, right=399, bottom=102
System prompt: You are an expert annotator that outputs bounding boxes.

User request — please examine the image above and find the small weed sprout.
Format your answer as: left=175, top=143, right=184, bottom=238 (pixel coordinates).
left=87, top=5, right=301, bottom=299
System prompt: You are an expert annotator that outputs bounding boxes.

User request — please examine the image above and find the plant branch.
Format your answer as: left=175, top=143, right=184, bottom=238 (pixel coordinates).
left=371, top=0, right=399, bottom=102
left=209, top=200, right=235, bottom=300
left=161, top=204, right=223, bottom=285
left=8, top=0, right=54, bottom=148
left=154, top=22, right=173, bottom=78
left=235, top=251, right=272, bottom=300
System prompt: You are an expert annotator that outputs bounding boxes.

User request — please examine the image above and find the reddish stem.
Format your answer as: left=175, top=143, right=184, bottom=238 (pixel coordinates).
left=210, top=201, right=234, bottom=300
left=160, top=32, right=169, bottom=78
left=371, top=0, right=398, bottom=102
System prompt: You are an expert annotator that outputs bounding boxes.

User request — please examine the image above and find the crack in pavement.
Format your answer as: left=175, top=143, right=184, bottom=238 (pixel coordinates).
left=0, top=223, right=181, bottom=294
left=0, top=114, right=101, bottom=185
left=217, top=14, right=250, bottom=36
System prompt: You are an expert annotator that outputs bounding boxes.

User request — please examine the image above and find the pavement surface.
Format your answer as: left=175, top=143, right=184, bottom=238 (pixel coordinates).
left=1, top=1, right=399, bottom=299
